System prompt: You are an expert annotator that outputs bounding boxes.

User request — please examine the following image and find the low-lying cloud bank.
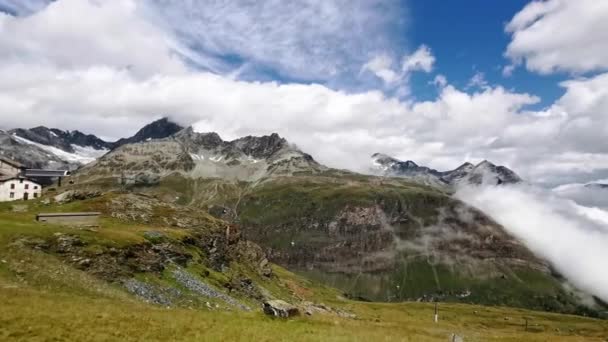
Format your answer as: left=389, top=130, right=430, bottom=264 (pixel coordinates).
left=456, top=184, right=608, bottom=303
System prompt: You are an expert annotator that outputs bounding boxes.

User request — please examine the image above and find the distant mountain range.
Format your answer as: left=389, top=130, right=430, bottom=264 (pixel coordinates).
left=0, top=118, right=183, bottom=169
left=371, top=153, right=521, bottom=188
left=0, top=117, right=523, bottom=190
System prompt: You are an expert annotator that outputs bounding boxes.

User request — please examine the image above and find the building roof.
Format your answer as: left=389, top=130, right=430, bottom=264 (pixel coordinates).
left=0, top=175, right=40, bottom=184
left=37, top=212, right=101, bottom=218
left=0, top=156, right=25, bottom=169
left=23, top=169, right=70, bottom=177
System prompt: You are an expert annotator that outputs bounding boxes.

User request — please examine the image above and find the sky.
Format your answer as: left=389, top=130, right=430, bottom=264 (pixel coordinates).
left=0, top=0, right=608, bottom=187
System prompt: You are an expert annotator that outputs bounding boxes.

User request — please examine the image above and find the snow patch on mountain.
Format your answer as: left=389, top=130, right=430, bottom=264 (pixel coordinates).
left=12, top=134, right=104, bottom=164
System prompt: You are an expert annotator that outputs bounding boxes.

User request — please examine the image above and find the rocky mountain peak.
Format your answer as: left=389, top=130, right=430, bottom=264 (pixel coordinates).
left=371, top=153, right=522, bottom=188
left=465, top=160, right=522, bottom=185
left=112, top=117, right=184, bottom=149
left=231, top=133, right=288, bottom=159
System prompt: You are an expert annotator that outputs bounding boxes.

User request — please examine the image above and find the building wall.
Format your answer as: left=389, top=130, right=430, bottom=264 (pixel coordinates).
left=37, top=215, right=99, bottom=226
left=0, top=160, right=20, bottom=177
left=0, top=179, right=42, bottom=202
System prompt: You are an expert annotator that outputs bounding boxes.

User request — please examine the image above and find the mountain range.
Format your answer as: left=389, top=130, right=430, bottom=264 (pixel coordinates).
left=0, top=118, right=183, bottom=170
left=371, top=153, right=522, bottom=188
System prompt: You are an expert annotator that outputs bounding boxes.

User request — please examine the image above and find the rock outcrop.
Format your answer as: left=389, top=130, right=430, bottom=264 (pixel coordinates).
left=263, top=300, right=299, bottom=318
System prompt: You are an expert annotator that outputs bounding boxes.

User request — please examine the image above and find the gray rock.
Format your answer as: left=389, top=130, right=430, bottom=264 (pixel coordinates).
left=263, top=300, right=299, bottom=318
left=123, top=279, right=181, bottom=306
left=172, top=267, right=250, bottom=311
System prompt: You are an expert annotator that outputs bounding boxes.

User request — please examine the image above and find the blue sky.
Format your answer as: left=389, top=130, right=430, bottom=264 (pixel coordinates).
left=406, top=0, right=563, bottom=107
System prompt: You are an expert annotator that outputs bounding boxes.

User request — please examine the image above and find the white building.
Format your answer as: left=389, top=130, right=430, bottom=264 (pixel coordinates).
left=0, top=157, right=42, bottom=202
left=0, top=176, right=42, bottom=201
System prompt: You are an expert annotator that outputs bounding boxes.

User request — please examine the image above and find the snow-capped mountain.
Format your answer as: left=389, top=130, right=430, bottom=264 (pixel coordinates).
left=1, top=118, right=184, bottom=170
left=371, top=153, right=521, bottom=188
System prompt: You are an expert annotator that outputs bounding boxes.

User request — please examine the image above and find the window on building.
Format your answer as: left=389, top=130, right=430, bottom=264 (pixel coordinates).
left=10, top=183, right=15, bottom=189
left=33, top=193, right=38, bottom=198
left=25, top=184, right=29, bottom=190
left=34, top=186, right=38, bottom=190
left=9, top=192, right=14, bottom=199
left=19, top=179, right=23, bottom=184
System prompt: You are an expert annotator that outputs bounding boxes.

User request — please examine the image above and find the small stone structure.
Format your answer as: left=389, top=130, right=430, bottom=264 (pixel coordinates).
left=36, top=212, right=101, bottom=226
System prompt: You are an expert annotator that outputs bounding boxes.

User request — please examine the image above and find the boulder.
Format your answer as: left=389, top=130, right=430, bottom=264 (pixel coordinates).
left=262, top=300, right=299, bottom=318
left=54, top=190, right=101, bottom=204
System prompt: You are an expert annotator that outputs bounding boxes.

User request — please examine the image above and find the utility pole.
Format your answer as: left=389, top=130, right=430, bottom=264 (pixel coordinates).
left=434, top=302, right=438, bottom=323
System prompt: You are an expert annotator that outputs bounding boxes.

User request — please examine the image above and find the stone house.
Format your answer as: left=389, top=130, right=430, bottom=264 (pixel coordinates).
left=0, top=176, right=42, bottom=201
left=0, top=157, right=42, bottom=202
left=0, top=156, right=25, bottom=177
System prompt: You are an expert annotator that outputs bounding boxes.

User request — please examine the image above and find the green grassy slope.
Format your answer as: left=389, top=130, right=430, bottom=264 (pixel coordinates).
left=0, top=194, right=606, bottom=340
left=71, top=173, right=605, bottom=316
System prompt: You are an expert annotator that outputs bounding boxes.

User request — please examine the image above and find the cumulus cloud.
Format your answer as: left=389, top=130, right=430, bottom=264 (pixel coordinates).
left=457, top=184, right=608, bottom=303
left=505, top=0, right=608, bottom=75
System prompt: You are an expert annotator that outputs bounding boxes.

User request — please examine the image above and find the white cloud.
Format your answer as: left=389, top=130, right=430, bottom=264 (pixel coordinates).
left=0, top=0, right=185, bottom=77
left=363, top=45, right=436, bottom=87
left=457, top=184, right=608, bottom=303
left=402, top=44, right=435, bottom=73
left=502, top=64, right=515, bottom=77
left=505, top=0, right=608, bottom=75
left=361, top=54, right=400, bottom=84
left=553, top=182, right=608, bottom=209
left=0, top=0, right=50, bottom=15
left=466, top=71, right=489, bottom=89
left=432, top=74, right=447, bottom=88
left=144, top=0, right=407, bottom=82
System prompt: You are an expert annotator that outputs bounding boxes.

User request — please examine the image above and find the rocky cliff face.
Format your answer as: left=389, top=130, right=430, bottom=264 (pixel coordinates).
left=371, top=153, right=521, bottom=188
